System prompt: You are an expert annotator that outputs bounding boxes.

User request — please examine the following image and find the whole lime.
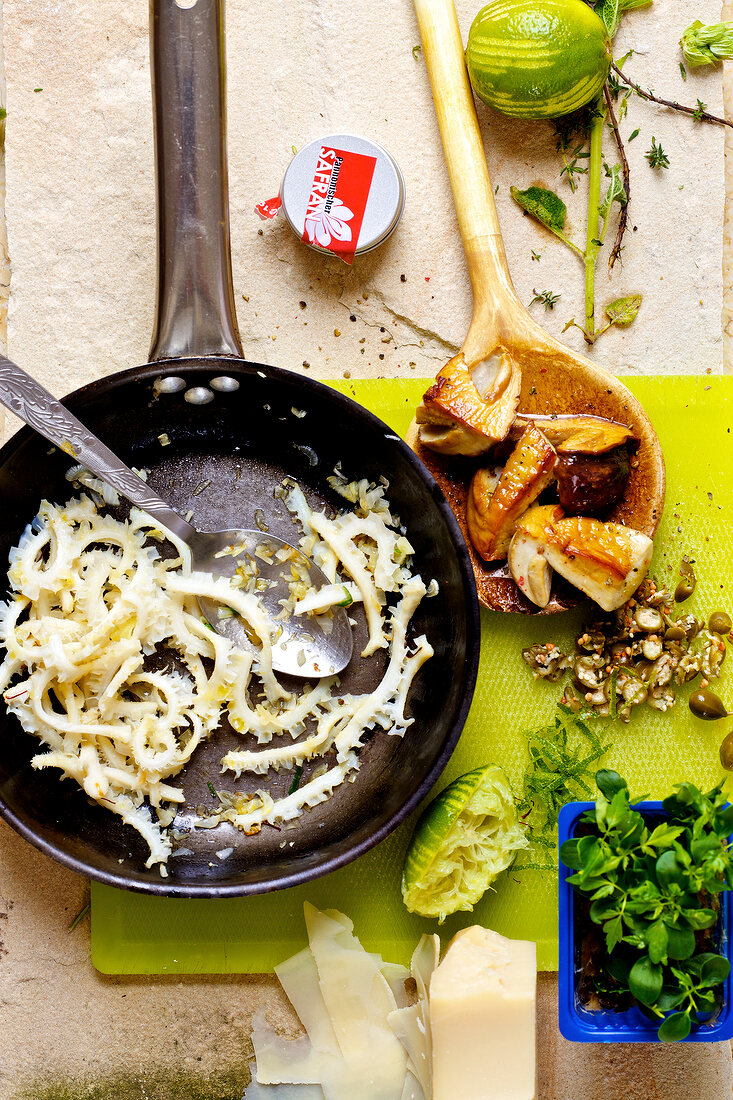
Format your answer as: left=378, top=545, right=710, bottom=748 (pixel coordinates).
left=466, top=0, right=612, bottom=120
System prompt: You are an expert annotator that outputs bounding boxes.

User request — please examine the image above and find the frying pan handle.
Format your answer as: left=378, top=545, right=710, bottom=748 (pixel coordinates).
left=0, top=355, right=197, bottom=543
left=149, top=0, right=244, bottom=363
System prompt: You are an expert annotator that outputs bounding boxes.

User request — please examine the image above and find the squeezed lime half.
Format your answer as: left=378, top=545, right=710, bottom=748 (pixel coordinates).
left=401, top=764, right=527, bottom=922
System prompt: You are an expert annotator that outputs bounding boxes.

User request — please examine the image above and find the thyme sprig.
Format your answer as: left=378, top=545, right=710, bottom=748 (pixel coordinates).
left=610, top=61, right=733, bottom=130
left=645, top=137, right=670, bottom=170
left=530, top=288, right=561, bottom=310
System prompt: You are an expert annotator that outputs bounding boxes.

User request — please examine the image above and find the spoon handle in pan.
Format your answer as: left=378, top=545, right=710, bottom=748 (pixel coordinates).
left=413, top=0, right=523, bottom=355
left=0, top=355, right=196, bottom=542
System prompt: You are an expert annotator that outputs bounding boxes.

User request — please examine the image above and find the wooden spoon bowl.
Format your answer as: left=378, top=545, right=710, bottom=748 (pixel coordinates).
left=409, top=0, right=665, bottom=614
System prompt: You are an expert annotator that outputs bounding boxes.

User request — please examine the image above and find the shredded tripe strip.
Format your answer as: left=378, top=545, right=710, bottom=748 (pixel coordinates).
left=0, top=474, right=433, bottom=867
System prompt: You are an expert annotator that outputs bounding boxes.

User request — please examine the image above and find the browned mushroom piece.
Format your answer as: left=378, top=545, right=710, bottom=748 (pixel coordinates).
left=509, top=508, right=654, bottom=612
left=506, top=504, right=562, bottom=608
left=416, top=350, right=521, bottom=456
left=509, top=414, right=636, bottom=451
left=555, top=420, right=636, bottom=518
left=467, top=424, right=556, bottom=561
left=553, top=447, right=630, bottom=517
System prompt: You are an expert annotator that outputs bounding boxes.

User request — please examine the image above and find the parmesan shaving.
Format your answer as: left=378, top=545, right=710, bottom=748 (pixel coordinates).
left=0, top=473, right=433, bottom=868
left=253, top=904, right=411, bottom=1100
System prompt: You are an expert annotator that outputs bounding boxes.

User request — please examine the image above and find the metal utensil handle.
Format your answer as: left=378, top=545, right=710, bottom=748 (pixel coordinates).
left=148, top=0, right=243, bottom=363
left=0, top=355, right=196, bottom=541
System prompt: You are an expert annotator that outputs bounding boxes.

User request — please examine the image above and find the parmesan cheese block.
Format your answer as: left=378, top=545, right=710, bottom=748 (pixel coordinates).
left=429, top=926, right=536, bottom=1100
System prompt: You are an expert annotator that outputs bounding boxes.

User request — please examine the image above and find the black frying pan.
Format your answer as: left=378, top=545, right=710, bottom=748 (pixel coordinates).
left=0, top=0, right=479, bottom=896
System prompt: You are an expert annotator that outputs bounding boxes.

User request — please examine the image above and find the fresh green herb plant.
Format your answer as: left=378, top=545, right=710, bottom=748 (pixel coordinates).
left=560, top=770, right=733, bottom=1041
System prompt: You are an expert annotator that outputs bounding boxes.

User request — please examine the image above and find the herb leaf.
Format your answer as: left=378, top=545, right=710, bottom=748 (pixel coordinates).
left=599, top=163, right=627, bottom=219
left=595, top=769, right=627, bottom=801
left=597, top=0, right=653, bottom=40
left=629, top=956, right=663, bottom=1005
left=289, top=764, right=304, bottom=795
left=647, top=920, right=669, bottom=964
left=605, top=294, right=642, bottom=327
left=658, top=1011, right=691, bottom=1043
left=511, top=185, right=567, bottom=233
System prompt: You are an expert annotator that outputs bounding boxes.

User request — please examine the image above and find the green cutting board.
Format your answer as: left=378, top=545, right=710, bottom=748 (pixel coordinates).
left=91, top=375, right=733, bottom=974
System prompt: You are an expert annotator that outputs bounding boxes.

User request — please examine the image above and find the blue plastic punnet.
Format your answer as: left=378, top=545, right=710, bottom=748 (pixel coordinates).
left=558, top=800, right=733, bottom=1043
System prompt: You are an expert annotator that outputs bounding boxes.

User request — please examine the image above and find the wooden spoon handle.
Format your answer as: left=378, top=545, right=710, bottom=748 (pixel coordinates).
left=414, top=0, right=521, bottom=357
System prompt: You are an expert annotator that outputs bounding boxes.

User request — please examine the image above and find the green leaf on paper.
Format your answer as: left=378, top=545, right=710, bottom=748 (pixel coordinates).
left=510, top=186, right=567, bottom=234
left=605, top=294, right=642, bottom=327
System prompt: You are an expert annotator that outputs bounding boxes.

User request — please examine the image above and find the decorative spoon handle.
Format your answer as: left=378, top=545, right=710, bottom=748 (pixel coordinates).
left=414, top=0, right=521, bottom=352
left=0, top=355, right=195, bottom=541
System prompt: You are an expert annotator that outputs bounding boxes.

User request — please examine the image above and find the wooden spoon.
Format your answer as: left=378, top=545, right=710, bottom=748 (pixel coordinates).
left=409, top=0, right=665, bottom=614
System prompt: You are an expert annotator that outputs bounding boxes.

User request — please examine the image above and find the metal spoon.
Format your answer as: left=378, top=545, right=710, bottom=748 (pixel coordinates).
left=0, top=355, right=353, bottom=677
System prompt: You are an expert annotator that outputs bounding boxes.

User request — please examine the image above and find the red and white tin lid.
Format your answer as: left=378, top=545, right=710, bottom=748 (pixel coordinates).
left=280, top=134, right=405, bottom=265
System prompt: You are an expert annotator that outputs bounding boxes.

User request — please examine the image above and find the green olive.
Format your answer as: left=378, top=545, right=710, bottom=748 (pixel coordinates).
left=708, top=611, right=732, bottom=636
left=689, top=688, right=729, bottom=721
left=664, top=624, right=687, bottom=642
left=720, top=732, right=733, bottom=771
left=675, top=561, right=697, bottom=603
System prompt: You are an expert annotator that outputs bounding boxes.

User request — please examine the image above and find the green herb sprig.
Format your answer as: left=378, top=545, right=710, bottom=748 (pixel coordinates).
left=517, top=706, right=611, bottom=868
left=645, top=137, right=670, bottom=170
left=530, top=288, right=561, bottom=311
left=560, top=770, right=733, bottom=1041
left=509, top=2, right=733, bottom=345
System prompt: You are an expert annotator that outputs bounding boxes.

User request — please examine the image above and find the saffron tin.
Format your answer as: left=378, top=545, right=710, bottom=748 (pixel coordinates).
left=280, top=133, right=405, bottom=264
left=558, top=800, right=733, bottom=1043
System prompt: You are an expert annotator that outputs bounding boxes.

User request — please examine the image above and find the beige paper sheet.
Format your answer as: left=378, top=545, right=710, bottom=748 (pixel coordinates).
left=0, top=2, right=732, bottom=1098
left=1, top=0, right=728, bottom=419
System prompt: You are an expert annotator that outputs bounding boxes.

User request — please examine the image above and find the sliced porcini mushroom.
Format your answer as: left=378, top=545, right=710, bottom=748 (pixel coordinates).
left=511, top=415, right=637, bottom=519
left=416, top=351, right=521, bottom=456
left=539, top=516, right=653, bottom=612
left=510, top=414, right=636, bottom=454
left=509, top=504, right=565, bottom=606
left=554, top=446, right=632, bottom=518
left=467, top=425, right=556, bottom=561
left=507, top=523, right=553, bottom=608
